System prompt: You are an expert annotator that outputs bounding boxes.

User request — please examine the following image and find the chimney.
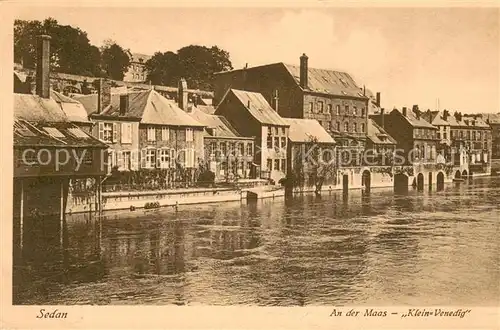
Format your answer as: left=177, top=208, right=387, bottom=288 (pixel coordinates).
left=299, top=53, right=308, bottom=89
left=273, top=90, right=279, bottom=112
left=402, top=107, right=407, bottom=117
left=412, top=105, right=420, bottom=119
left=443, top=110, right=449, bottom=121
left=178, top=78, right=188, bottom=111
left=376, top=92, right=381, bottom=107
left=247, top=100, right=251, bottom=108
left=119, top=94, right=129, bottom=115
left=380, top=108, right=385, bottom=128
left=36, top=35, right=51, bottom=99
left=96, top=78, right=111, bottom=114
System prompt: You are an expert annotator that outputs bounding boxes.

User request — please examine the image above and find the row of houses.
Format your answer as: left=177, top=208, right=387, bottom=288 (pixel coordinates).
left=14, top=35, right=495, bottom=195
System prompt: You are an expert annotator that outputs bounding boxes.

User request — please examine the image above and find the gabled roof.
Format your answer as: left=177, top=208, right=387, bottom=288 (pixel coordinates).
left=224, top=89, right=289, bottom=126
left=392, top=109, right=437, bottom=129
left=483, top=113, right=500, bottom=125
left=189, top=107, right=248, bottom=139
left=462, top=115, right=491, bottom=128
left=366, top=119, right=397, bottom=145
left=75, top=90, right=205, bottom=127
left=421, top=110, right=451, bottom=126
left=50, top=90, right=90, bottom=124
left=282, top=118, right=335, bottom=144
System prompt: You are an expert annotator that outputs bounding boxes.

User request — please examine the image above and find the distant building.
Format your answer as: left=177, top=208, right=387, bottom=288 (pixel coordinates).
left=123, top=52, right=151, bottom=83
left=365, top=117, right=397, bottom=165
left=485, top=113, right=500, bottom=159
left=214, top=54, right=375, bottom=147
left=371, top=106, right=439, bottom=165
left=215, top=89, right=290, bottom=183
left=421, top=110, right=453, bottom=162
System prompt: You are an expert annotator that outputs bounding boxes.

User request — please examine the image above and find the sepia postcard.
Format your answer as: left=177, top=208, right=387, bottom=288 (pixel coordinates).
left=0, top=1, right=499, bottom=329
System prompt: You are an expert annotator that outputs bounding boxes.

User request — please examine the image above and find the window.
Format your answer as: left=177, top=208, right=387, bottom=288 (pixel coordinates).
left=238, top=143, right=245, bottom=156
left=147, top=127, right=156, bottom=142
left=336, top=122, right=340, bottom=131
left=281, top=137, right=287, bottom=149
left=275, top=127, right=279, bottom=135
left=437, top=131, right=441, bottom=139
left=327, top=121, right=332, bottom=131
left=281, top=127, right=286, bottom=134
left=267, top=134, right=273, bottom=149
left=361, top=108, right=366, bottom=117
left=99, top=122, right=117, bottom=143
left=274, top=159, right=280, bottom=171
left=120, top=123, right=132, bottom=144
left=186, top=148, right=196, bottom=168
left=309, top=102, right=314, bottom=112
left=443, top=131, right=447, bottom=139
left=221, top=142, right=227, bottom=156
left=353, top=106, right=358, bottom=116
left=142, top=148, right=156, bottom=168
left=328, top=104, right=332, bottom=114
left=478, top=131, right=482, bottom=140
left=161, top=127, right=170, bottom=141
left=361, top=123, right=365, bottom=133
left=122, top=151, right=131, bottom=170
left=344, top=122, right=349, bottom=132
left=157, top=149, right=170, bottom=168
left=336, top=105, right=340, bottom=115
left=472, top=131, right=476, bottom=140
left=318, top=101, right=324, bottom=113
left=281, top=159, right=286, bottom=173
left=186, top=128, right=193, bottom=142
left=353, top=123, right=357, bottom=132
left=345, top=105, right=349, bottom=114
left=247, top=143, right=253, bottom=156
left=267, top=159, right=272, bottom=171
left=68, top=127, right=88, bottom=139
left=274, top=137, right=280, bottom=149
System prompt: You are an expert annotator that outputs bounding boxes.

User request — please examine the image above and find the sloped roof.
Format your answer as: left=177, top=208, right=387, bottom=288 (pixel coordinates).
left=76, top=90, right=204, bottom=127
left=366, top=119, right=397, bottom=145
left=190, top=107, right=246, bottom=138
left=50, top=90, right=90, bottom=123
left=14, top=93, right=68, bottom=123
left=462, top=115, right=491, bottom=128
left=283, top=118, right=335, bottom=144
left=14, top=120, right=106, bottom=148
left=283, top=64, right=367, bottom=98
left=421, top=110, right=451, bottom=126
left=129, top=53, right=151, bottom=63
left=228, top=89, right=289, bottom=126
left=483, top=113, right=500, bottom=124
left=196, top=105, right=216, bottom=115
left=392, top=109, right=437, bottom=129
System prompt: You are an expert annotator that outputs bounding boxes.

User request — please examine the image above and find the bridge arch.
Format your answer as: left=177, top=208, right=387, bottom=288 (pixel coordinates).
left=437, top=171, right=445, bottom=191
left=417, top=173, right=424, bottom=191
left=454, top=170, right=461, bottom=179
left=394, top=173, right=409, bottom=194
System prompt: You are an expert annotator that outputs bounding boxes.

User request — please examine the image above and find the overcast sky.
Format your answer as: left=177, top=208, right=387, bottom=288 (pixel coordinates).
left=14, top=7, right=500, bottom=113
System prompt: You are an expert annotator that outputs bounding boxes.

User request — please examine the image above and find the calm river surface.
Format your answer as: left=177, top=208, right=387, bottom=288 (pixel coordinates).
left=13, top=177, right=499, bottom=306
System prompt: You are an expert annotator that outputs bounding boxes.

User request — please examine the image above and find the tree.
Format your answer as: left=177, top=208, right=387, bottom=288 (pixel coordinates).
left=146, top=45, right=233, bottom=90
left=14, top=18, right=101, bottom=76
left=145, top=51, right=181, bottom=86
left=100, top=41, right=130, bottom=80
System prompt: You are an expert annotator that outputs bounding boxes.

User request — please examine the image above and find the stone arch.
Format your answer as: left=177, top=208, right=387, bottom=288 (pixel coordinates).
left=462, top=170, right=468, bottom=177
left=455, top=170, right=462, bottom=179
left=362, top=170, right=371, bottom=193
left=437, top=171, right=445, bottom=191
left=394, top=173, right=409, bottom=194
left=417, top=173, right=424, bottom=191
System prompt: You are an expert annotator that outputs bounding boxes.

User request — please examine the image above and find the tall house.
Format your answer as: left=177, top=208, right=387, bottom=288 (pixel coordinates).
left=215, top=89, right=289, bottom=183
left=461, top=114, right=492, bottom=174
left=123, top=52, right=151, bottom=83
left=421, top=110, right=453, bottom=161
left=213, top=54, right=372, bottom=147
left=75, top=82, right=205, bottom=174
left=371, top=106, right=439, bottom=165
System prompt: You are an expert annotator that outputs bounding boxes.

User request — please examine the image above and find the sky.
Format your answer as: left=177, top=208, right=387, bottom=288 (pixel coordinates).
left=13, top=6, right=500, bottom=113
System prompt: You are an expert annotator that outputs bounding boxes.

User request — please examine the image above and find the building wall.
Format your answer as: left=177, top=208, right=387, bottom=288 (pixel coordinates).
left=213, top=64, right=303, bottom=118
left=491, top=123, right=500, bottom=159
left=204, top=137, right=255, bottom=181
left=138, top=125, right=205, bottom=169
left=89, top=119, right=140, bottom=171
left=123, top=62, right=148, bottom=82
left=302, top=93, right=369, bottom=140
left=14, top=147, right=106, bottom=178
left=261, top=124, right=289, bottom=182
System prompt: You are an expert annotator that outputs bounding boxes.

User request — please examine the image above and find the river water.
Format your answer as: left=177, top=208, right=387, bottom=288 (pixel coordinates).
left=13, top=177, right=499, bottom=306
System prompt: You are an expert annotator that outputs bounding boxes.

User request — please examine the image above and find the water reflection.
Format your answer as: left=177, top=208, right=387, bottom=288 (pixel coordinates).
left=12, top=177, right=500, bottom=306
